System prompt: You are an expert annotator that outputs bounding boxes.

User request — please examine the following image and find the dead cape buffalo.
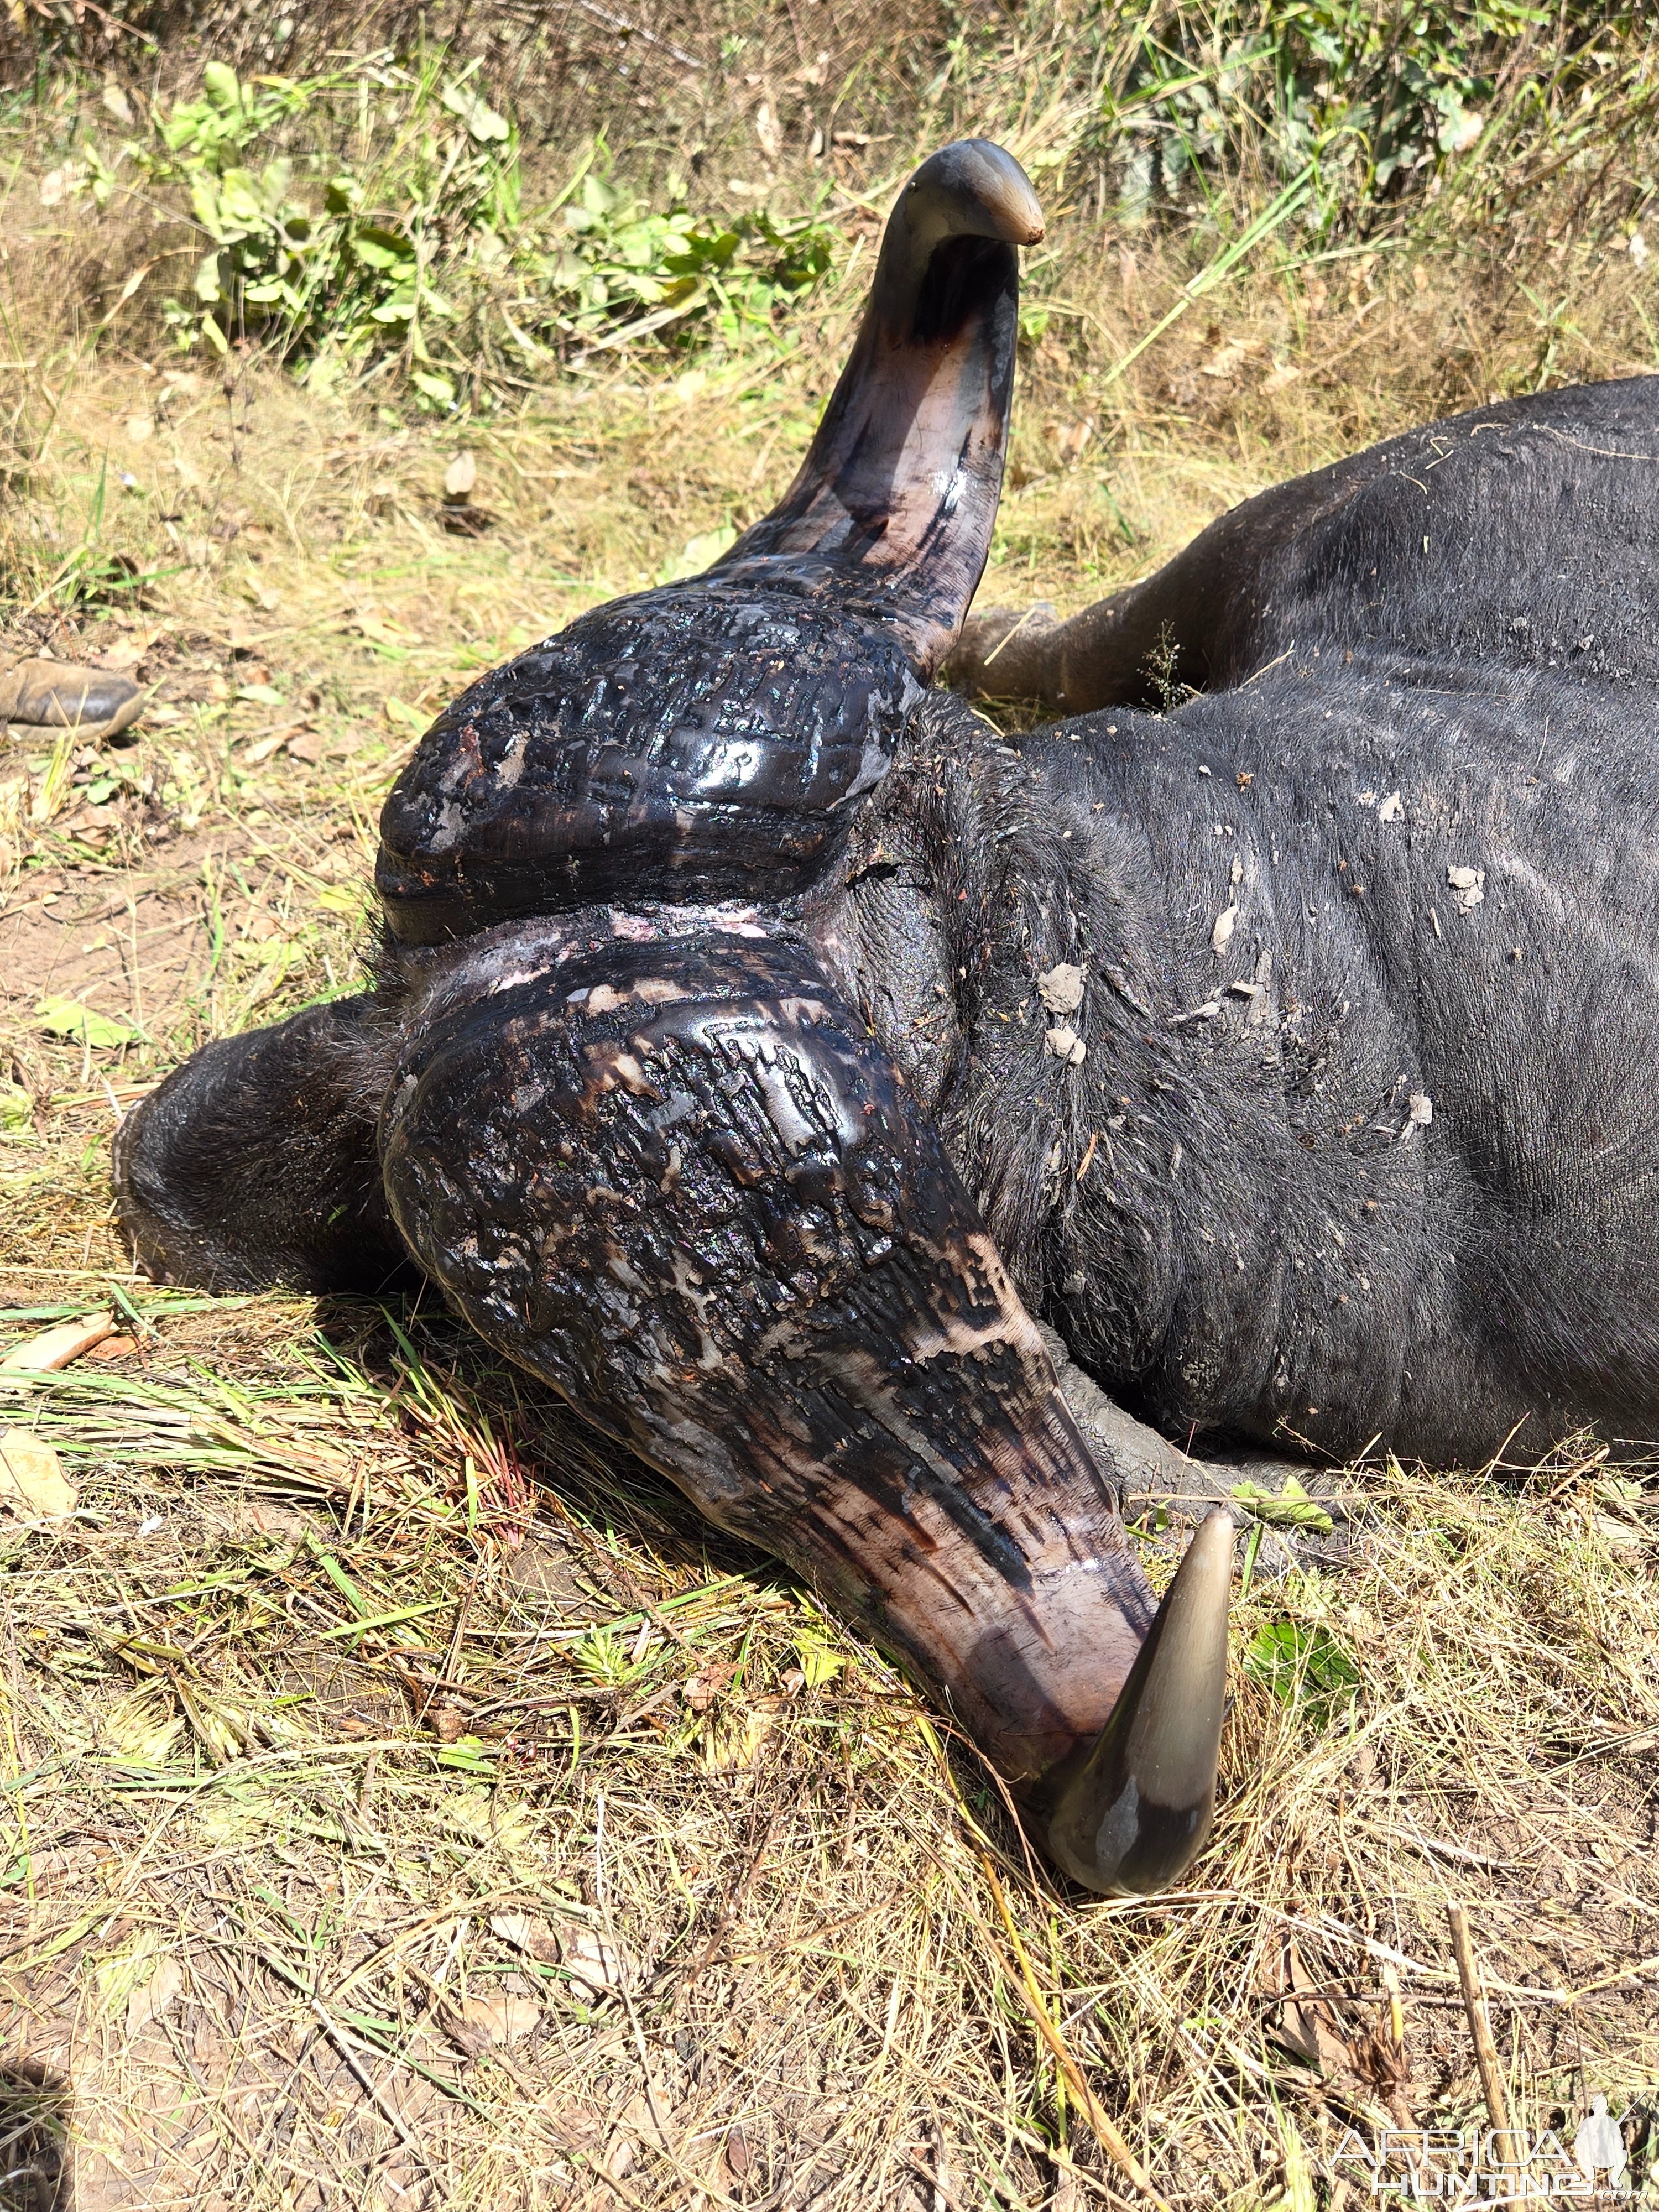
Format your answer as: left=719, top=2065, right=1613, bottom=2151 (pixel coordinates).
left=113, top=138, right=1659, bottom=1896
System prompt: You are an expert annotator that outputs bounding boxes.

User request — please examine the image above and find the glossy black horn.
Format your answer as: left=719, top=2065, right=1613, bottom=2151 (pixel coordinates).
left=372, top=141, right=1041, bottom=946
left=710, top=138, right=1043, bottom=675
left=1040, top=1510, right=1235, bottom=1896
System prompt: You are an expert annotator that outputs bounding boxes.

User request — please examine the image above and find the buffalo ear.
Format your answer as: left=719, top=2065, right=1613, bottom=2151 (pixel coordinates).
left=112, top=995, right=413, bottom=1295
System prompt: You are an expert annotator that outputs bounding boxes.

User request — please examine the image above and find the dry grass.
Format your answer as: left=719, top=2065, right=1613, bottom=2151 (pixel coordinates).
left=1, top=155, right=1657, bottom=2212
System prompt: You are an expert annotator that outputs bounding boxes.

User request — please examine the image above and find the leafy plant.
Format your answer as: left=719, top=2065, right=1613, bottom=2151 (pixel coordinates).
left=929, top=0, right=1652, bottom=243
left=34, top=996, right=142, bottom=1049
left=1231, top=1474, right=1334, bottom=1596
left=43, top=58, right=837, bottom=406
left=525, top=162, right=832, bottom=352
left=1230, top=1474, right=1333, bottom=1535
left=791, top=1623, right=846, bottom=1689
left=571, top=1625, right=640, bottom=1686
left=133, top=56, right=518, bottom=374
left=1244, top=1619, right=1361, bottom=1725
left=1103, top=2, right=1551, bottom=228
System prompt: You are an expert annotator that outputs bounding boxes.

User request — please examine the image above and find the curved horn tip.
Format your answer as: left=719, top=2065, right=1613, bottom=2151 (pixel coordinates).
left=905, top=139, right=1045, bottom=249
left=1041, top=1507, right=1236, bottom=1897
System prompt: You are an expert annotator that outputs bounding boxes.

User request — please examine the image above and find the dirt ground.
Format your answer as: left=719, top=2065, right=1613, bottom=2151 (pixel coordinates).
left=1, top=244, right=1658, bottom=2210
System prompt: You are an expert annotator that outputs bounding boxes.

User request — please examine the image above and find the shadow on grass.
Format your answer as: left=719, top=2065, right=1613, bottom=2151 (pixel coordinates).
left=311, top=1288, right=779, bottom=1586
left=312, top=1288, right=1040, bottom=1837
left=0, top=2060, right=70, bottom=2212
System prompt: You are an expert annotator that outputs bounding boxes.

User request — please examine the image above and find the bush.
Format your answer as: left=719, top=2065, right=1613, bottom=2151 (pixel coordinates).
left=1088, top=0, right=1656, bottom=235
left=40, top=54, right=838, bottom=408
left=14, top=4, right=1659, bottom=409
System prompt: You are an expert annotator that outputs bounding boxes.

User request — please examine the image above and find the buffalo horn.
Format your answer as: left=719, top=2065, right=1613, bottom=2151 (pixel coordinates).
left=1040, top=1509, right=1236, bottom=1896
left=709, top=138, right=1044, bottom=675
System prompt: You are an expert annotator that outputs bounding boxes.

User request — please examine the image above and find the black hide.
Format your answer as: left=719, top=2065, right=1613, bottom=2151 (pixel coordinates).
left=825, top=665, right=1659, bottom=1468
left=950, top=376, right=1659, bottom=711
left=915, top=375, right=1659, bottom=1461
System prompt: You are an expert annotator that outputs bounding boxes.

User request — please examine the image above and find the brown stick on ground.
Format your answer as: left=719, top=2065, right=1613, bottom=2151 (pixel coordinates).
left=1447, top=1901, right=1517, bottom=2164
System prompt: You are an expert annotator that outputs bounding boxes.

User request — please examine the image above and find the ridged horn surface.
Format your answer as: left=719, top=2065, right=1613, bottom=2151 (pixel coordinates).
left=710, top=138, right=1043, bottom=675
left=1040, top=1509, right=1235, bottom=1896
left=373, top=141, right=1042, bottom=945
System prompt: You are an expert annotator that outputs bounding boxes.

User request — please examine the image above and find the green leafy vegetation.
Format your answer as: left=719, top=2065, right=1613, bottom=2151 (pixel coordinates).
left=945, top=1, right=1657, bottom=244
left=33, top=995, right=142, bottom=1048
left=1099, top=1, right=1569, bottom=219
left=35, top=55, right=838, bottom=408
left=9, top=4, right=1656, bottom=420
left=1244, top=1617, right=1362, bottom=1725
left=1230, top=1474, right=1334, bottom=1535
